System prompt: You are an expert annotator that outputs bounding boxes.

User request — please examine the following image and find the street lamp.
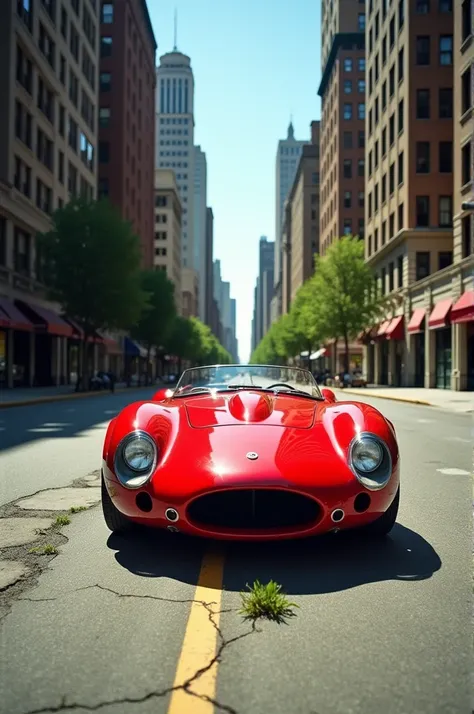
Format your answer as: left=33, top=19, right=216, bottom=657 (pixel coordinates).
left=461, top=201, right=474, bottom=211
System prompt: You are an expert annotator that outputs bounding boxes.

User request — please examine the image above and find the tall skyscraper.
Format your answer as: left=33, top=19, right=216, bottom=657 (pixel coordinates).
left=272, top=122, right=307, bottom=321
left=155, top=48, right=197, bottom=314
left=98, top=0, right=157, bottom=268
left=254, top=237, right=275, bottom=347
left=205, top=207, right=214, bottom=328
left=193, top=145, right=207, bottom=321
left=318, top=0, right=366, bottom=255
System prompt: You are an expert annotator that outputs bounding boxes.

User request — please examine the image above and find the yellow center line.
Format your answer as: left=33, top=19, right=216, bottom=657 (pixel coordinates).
left=166, top=548, right=226, bottom=714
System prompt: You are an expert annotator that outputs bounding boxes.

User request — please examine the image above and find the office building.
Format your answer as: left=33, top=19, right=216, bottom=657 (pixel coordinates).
left=193, top=145, right=207, bottom=321
left=154, top=169, right=182, bottom=312
left=98, top=0, right=157, bottom=267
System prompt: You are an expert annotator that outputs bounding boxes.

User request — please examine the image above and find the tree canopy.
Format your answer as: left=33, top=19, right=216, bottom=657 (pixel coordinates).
left=251, top=236, right=387, bottom=371
left=130, top=269, right=177, bottom=352
left=38, top=197, right=147, bottom=334
left=161, top=315, right=232, bottom=369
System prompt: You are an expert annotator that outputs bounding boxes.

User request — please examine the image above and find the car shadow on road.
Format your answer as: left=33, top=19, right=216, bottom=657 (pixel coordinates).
left=107, top=522, right=441, bottom=595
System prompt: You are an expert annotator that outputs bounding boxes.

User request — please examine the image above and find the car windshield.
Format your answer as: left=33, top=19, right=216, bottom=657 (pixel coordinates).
left=173, top=364, right=323, bottom=399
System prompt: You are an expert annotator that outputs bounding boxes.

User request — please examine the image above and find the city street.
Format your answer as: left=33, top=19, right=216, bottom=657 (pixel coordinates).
left=0, top=392, right=472, bottom=714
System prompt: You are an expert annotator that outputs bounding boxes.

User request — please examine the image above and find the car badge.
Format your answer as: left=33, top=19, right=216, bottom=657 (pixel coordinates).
left=246, top=452, right=258, bottom=460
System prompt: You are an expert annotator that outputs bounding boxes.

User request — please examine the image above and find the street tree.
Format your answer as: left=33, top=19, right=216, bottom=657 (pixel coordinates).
left=131, top=269, right=177, bottom=383
left=310, top=235, right=386, bottom=372
left=38, top=197, right=147, bottom=388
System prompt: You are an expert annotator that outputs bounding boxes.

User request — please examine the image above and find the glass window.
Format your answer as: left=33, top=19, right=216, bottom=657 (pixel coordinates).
left=439, top=35, right=453, bottom=65
left=101, top=3, right=113, bottom=23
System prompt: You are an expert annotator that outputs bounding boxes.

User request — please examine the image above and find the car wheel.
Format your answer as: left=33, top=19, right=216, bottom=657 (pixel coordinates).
left=101, top=475, right=132, bottom=534
left=363, top=487, right=400, bottom=537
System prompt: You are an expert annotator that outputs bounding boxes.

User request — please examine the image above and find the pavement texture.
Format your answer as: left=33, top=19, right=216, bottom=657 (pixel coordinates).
left=0, top=382, right=155, bottom=408
left=333, top=386, right=473, bottom=413
left=0, top=391, right=472, bottom=714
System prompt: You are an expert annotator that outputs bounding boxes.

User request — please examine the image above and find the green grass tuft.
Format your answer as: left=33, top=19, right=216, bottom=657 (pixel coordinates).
left=54, top=514, right=71, bottom=526
left=69, top=506, right=87, bottom=513
left=239, top=580, right=299, bottom=623
left=29, top=544, right=58, bottom=555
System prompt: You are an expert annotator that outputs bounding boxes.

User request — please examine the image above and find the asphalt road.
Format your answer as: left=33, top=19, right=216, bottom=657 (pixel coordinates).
left=0, top=393, right=472, bottom=714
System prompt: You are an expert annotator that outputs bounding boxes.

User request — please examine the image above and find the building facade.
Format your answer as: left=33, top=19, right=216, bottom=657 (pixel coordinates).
left=98, top=0, right=157, bottom=268
left=286, top=127, right=321, bottom=304
left=361, top=0, right=473, bottom=392
left=318, top=0, right=366, bottom=255
left=153, top=169, right=182, bottom=311
left=205, top=207, right=214, bottom=328
left=0, top=0, right=102, bottom=388
left=272, top=122, right=308, bottom=322
left=253, top=237, right=274, bottom=348
left=193, top=145, right=207, bottom=321
left=155, top=48, right=198, bottom=317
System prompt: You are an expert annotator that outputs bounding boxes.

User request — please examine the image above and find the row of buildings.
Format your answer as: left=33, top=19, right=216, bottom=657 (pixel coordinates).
left=253, top=0, right=473, bottom=392
left=0, top=0, right=238, bottom=390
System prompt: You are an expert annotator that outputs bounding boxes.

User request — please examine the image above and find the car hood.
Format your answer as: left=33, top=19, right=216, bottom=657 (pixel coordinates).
left=183, top=390, right=318, bottom=429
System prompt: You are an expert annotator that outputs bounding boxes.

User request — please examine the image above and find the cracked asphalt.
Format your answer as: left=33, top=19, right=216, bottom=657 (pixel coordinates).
left=0, top=391, right=472, bottom=714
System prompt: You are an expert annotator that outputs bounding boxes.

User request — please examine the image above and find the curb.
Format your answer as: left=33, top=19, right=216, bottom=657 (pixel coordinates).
left=334, top=389, right=434, bottom=407
left=0, top=384, right=156, bottom=410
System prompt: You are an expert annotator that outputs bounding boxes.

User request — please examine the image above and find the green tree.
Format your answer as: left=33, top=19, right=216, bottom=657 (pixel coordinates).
left=131, top=270, right=177, bottom=383
left=189, top=317, right=232, bottom=365
left=38, top=197, right=147, bottom=389
left=310, top=236, right=386, bottom=372
left=164, top=316, right=197, bottom=373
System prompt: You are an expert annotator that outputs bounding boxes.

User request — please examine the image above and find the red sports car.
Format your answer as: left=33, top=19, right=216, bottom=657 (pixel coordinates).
left=101, top=364, right=400, bottom=540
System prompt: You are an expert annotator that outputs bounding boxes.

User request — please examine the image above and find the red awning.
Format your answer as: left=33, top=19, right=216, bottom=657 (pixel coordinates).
left=358, top=326, right=379, bottom=343
left=0, top=297, right=34, bottom=331
left=377, top=320, right=391, bottom=337
left=385, top=315, right=404, bottom=340
left=98, top=332, right=122, bottom=354
left=16, top=300, right=74, bottom=338
left=407, top=308, right=426, bottom=334
left=451, top=291, right=474, bottom=324
left=428, top=298, right=452, bottom=329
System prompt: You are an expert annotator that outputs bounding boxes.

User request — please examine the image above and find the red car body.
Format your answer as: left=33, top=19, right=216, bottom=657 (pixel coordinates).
left=101, top=384, right=400, bottom=541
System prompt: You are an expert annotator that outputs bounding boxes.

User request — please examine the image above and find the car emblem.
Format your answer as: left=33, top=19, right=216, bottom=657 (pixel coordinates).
left=246, top=452, right=258, bottom=460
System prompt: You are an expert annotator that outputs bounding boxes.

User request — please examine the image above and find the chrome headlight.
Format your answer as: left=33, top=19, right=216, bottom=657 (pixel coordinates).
left=115, top=431, right=157, bottom=489
left=349, top=433, right=392, bottom=491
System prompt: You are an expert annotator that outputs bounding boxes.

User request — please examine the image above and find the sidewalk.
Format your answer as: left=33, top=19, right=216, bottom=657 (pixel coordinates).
left=0, top=381, right=159, bottom=409
left=333, top=386, right=473, bottom=413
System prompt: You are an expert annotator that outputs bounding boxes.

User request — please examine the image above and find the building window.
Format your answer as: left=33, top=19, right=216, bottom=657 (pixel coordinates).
left=358, top=58, right=365, bottom=72
left=344, top=80, right=352, bottom=94
left=99, top=141, right=109, bottom=163
left=358, top=219, right=364, bottom=238
left=461, top=67, right=472, bottom=115
left=343, top=160, right=352, bottom=179
left=438, top=197, right=452, bottom=227
left=358, top=102, right=365, bottom=120
left=343, top=219, right=352, bottom=236
left=416, top=36, right=430, bottom=65
left=311, top=172, right=319, bottom=184
left=358, top=191, right=364, bottom=208
left=462, top=0, right=472, bottom=43
left=462, top=142, right=472, bottom=185
left=439, top=0, right=452, bottom=11
left=58, top=150, right=64, bottom=183
left=398, top=46, right=404, bottom=82
left=439, top=88, right=453, bottom=118
left=416, top=252, right=430, bottom=280
left=439, top=141, right=452, bottom=173
left=439, top=35, right=453, bottom=65
left=100, top=72, right=111, bottom=91
left=398, top=203, right=404, bottom=231
left=99, top=107, right=110, bottom=127
left=343, top=132, right=353, bottom=149
left=101, top=2, right=113, bottom=23
left=397, top=255, right=404, bottom=288
left=100, top=36, right=112, bottom=57
left=416, top=142, right=430, bottom=173
left=358, top=13, right=366, bottom=30
left=416, top=0, right=429, bottom=11
left=344, top=58, right=352, bottom=72
left=98, top=178, right=109, bottom=198
left=68, top=117, right=78, bottom=151
left=155, top=196, right=167, bottom=207
left=398, top=99, right=404, bottom=133
left=343, top=103, right=352, bottom=119
left=68, top=162, right=77, bottom=194
left=398, top=152, right=404, bottom=184
left=344, top=191, right=352, bottom=208
left=462, top=216, right=472, bottom=258
left=416, top=89, right=430, bottom=118
left=358, top=79, right=365, bottom=95
left=416, top=196, right=430, bottom=227
left=357, top=159, right=364, bottom=177
left=358, top=130, right=365, bottom=148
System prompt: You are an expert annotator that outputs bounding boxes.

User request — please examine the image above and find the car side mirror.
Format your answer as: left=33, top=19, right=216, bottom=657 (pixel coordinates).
left=321, top=388, right=337, bottom=403
left=153, top=387, right=174, bottom=402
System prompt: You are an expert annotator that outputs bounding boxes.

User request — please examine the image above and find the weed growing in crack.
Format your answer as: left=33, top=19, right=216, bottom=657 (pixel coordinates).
left=54, top=515, right=71, bottom=526
left=29, top=544, right=58, bottom=556
left=69, top=506, right=87, bottom=513
left=240, top=580, right=299, bottom=623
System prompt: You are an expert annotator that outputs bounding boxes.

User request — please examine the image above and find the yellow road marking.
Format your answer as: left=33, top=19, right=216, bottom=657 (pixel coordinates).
left=166, top=549, right=225, bottom=714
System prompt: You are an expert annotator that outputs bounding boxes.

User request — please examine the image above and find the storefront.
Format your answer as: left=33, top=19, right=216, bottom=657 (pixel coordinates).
left=451, top=290, right=474, bottom=391
left=428, top=298, right=453, bottom=391
left=407, top=308, right=426, bottom=388
left=0, top=297, right=34, bottom=388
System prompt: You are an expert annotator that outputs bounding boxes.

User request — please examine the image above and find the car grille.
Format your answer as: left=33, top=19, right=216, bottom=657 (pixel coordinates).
left=187, top=489, right=321, bottom=530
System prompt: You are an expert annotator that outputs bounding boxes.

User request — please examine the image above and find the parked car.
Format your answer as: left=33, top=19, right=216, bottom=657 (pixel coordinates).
left=101, top=364, right=400, bottom=540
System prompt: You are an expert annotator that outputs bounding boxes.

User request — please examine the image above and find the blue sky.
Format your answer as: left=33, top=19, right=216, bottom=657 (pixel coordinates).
left=148, top=0, right=322, bottom=361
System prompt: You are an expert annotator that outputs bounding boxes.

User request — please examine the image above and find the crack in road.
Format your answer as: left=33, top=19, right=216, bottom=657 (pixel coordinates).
left=18, top=583, right=259, bottom=714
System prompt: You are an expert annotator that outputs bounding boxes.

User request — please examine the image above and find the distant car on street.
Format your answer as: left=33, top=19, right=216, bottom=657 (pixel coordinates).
left=100, top=364, right=400, bottom=540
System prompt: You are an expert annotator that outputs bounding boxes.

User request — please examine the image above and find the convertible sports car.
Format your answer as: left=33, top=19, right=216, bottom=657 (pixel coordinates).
left=101, top=364, right=400, bottom=540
